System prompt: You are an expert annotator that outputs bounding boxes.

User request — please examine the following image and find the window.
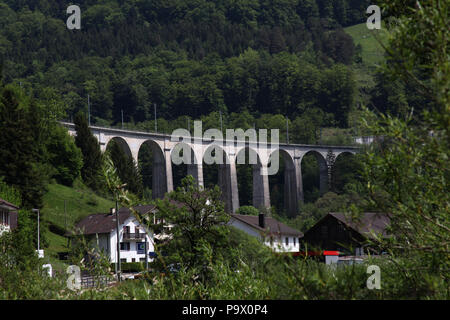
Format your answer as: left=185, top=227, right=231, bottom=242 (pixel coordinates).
left=131, top=258, right=135, bottom=262
left=139, top=258, right=146, bottom=262
left=136, top=242, right=145, bottom=254
left=293, top=237, right=296, bottom=246
left=285, top=237, right=289, bottom=246
left=0, top=211, right=9, bottom=226
left=120, top=258, right=127, bottom=263
left=123, top=226, right=130, bottom=234
left=120, top=242, right=130, bottom=251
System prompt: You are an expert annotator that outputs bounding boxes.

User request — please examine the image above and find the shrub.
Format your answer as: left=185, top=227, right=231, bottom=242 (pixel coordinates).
left=236, top=205, right=259, bottom=216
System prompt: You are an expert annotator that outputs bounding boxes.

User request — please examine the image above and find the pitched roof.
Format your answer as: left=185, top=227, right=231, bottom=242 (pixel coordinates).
left=0, top=198, right=19, bottom=210
left=67, top=204, right=156, bottom=236
left=329, top=212, right=390, bottom=239
left=231, top=214, right=303, bottom=237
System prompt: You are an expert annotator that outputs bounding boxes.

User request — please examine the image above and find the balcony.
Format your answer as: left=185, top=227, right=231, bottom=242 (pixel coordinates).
left=122, top=232, right=146, bottom=241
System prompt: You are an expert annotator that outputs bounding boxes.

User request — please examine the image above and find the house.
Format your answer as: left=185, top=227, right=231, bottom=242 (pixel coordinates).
left=67, top=205, right=157, bottom=264
left=301, top=212, right=390, bottom=256
left=229, top=213, right=303, bottom=252
left=0, top=198, right=19, bottom=235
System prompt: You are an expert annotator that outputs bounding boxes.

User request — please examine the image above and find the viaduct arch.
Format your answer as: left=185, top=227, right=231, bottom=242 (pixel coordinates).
left=62, top=122, right=358, bottom=215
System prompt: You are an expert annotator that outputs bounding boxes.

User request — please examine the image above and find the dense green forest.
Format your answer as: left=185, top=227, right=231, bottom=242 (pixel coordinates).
left=0, top=0, right=405, bottom=220
left=0, top=0, right=372, bottom=127
left=0, top=0, right=429, bottom=214
left=0, top=0, right=432, bottom=233
left=0, top=0, right=448, bottom=301
left=0, top=0, right=381, bottom=218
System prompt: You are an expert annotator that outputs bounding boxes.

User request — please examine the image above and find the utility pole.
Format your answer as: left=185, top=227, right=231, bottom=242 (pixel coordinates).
left=219, top=111, right=223, bottom=133
left=286, top=116, right=289, bottom=144
left=32, top=209, right=40, bottom=252
left=154, top=103, right=157, bottom=133
left=37, top=209, right=40, bottom=252
left=121, top=109, right=124, bottom=129
left=88, top=94, right=91, bottom=126
left=64, top=200, right=67, bottom=232
left=115, top=200, right=121, bottom=282
left=144, top=240, right=148, bottom=271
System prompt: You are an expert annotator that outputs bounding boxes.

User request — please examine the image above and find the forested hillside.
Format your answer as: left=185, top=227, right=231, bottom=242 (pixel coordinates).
left=1, top=0, right=430, bottom=222
left=0, top=0, right=374, bottom=128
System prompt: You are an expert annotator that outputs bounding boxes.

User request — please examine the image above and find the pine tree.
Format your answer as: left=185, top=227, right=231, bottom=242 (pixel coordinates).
left=108, top=140, right=143, bottom=198
left=0, top=85, right=48, bottom=209
left=74, top=112, right=104, bottom=192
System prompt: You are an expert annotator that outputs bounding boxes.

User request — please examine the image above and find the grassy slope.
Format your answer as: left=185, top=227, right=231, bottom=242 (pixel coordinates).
left=343, top=22, right=389, bottom=119
left=42, top=181, right=114, bottom=264
left=42, top=182, right=114, bottom=230
left=344, top=22, right=388, bottom=67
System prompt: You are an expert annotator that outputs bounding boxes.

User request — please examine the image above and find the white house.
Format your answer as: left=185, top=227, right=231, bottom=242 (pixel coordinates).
left=0, top=198, right=18, bottom=236
left=229, top=213, right=303, bottom=252
left=354, top=136, right=376, bottom=145
left=68, top=205, right=157, bottom=264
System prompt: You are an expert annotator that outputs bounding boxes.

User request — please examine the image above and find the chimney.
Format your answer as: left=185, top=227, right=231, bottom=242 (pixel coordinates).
left=259, top=213, right=265, bottom=228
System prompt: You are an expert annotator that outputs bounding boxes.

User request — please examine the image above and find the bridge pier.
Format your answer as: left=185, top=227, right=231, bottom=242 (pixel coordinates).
left=150, top=146, right=168, bottom=199
left=253, top=163, right=271, bottom=210
left=319, top=158, right=329, bottom=195
left=164, top=148, right=174, bottom=193
left=293, top=156, right=304, bottom=204
left=284, top=161, right=301, bottom=218
left=218, top=156, right=239, bottom=213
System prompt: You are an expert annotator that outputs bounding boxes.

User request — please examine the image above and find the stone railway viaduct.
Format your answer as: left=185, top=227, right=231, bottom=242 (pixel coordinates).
left=61, top=122, right=358, bottom=216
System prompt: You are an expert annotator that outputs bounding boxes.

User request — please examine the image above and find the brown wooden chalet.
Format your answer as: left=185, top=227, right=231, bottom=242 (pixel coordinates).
left=301, top=212, right=390, bottom=255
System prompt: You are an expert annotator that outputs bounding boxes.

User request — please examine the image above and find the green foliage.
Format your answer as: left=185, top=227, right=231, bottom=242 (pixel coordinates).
left=359, top=0, right=450, bottom=298
left=0, top=177, right=21, bottom=207
left=289, top=191, right=367, bottom=232
left=138, top=142, right=154, bottom=192
left=68, top=234, right=113, bottom=287
left=107, top=140, right=144, bottom=198
left=45, top=124, right=83, bottom=186
left=362, top=111, right=450, bottom=297
left=381, top=0, right=449, bottom=109
left=74, top=112, right=105, bottom=192
left=0, top=1, right=368, bottom=128
left=0, top=207, right=57, bottom=299
left=236, top=205, right=260, bottom=216
left=112, top=262, right=146, bottom=273
left=150, top=176, right=230, bottom=281
left=0, top=85, right=48, bottom=209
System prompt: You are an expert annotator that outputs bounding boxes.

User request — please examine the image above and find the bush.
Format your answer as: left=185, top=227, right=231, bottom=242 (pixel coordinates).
left=235, top=206, right=259, bottom=216
left=111, top=262, right=145, bottom=273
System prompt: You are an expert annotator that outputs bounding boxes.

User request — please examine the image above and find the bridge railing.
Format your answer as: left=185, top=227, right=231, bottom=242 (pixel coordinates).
left=60, top=119, right=363, bottom=147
